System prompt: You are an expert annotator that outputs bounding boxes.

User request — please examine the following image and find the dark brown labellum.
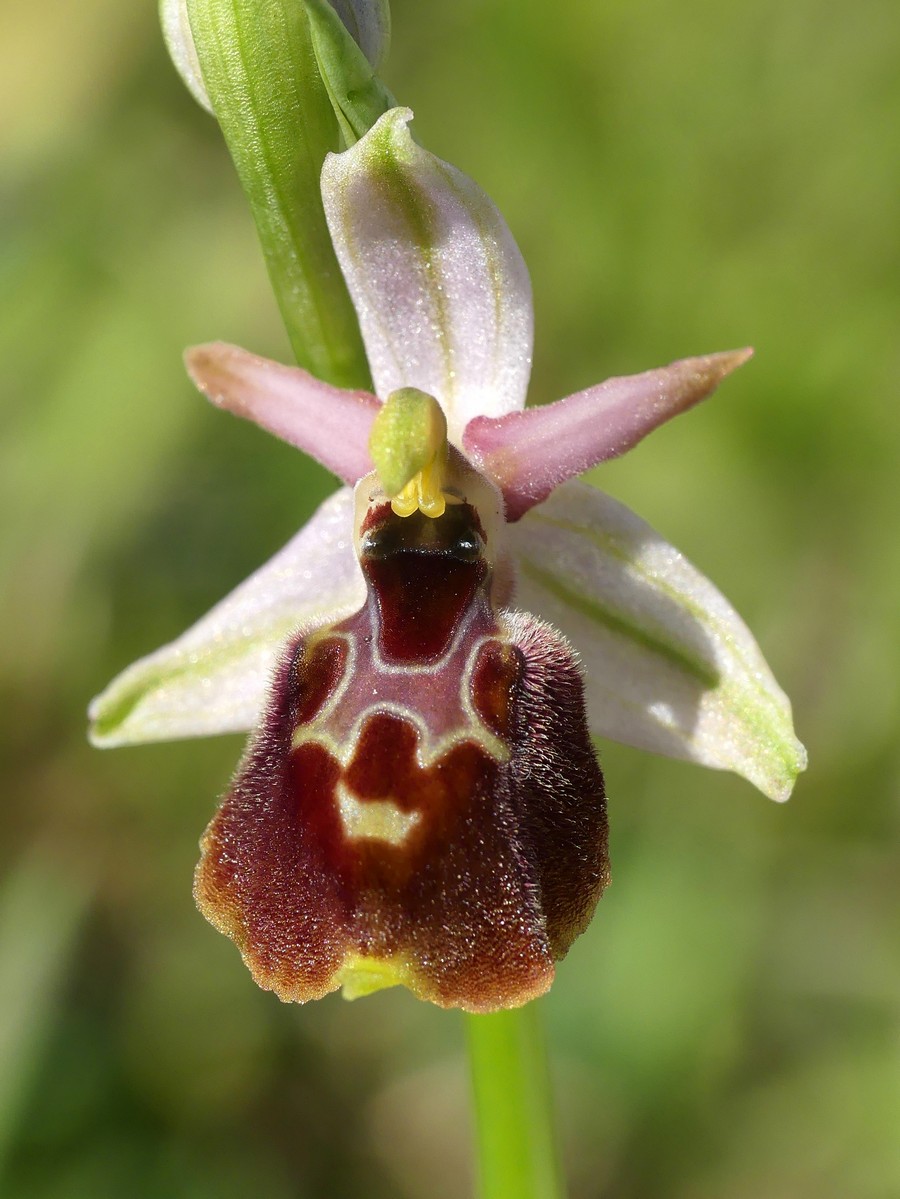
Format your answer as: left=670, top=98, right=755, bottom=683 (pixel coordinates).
left=195, top=500, right=608, bottom=1011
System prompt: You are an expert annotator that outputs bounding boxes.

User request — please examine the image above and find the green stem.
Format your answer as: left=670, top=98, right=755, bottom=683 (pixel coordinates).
left=466, top=1002, right=566, bottom=1199
left=186, top=0, right=371, bottom=390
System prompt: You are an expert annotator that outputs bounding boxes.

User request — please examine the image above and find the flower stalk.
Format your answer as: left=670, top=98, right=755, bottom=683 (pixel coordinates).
left=467, top=1003, right=565, bottom=1199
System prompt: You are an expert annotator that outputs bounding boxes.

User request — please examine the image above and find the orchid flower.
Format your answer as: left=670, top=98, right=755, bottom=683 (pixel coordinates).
left=90, top=107, right=805, bottom=1012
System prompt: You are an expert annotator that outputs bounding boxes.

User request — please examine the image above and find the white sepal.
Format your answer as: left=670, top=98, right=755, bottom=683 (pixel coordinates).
left=89, top=489, right=364, bottom=745
left=322, top=107, right=533, bottom=443
left=509, top=481, right=806, bottom=801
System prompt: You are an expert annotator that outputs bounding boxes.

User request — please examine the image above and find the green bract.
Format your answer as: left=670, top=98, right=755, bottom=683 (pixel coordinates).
left=306, top=0, right=395, bottom=145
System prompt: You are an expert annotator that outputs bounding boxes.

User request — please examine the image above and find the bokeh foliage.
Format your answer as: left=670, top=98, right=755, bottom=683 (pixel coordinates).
left=2, top=0, right=899, bottom=1196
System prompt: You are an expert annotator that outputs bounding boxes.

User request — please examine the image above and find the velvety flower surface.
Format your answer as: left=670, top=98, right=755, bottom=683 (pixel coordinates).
left=90, top=107, right=805, bottom=1010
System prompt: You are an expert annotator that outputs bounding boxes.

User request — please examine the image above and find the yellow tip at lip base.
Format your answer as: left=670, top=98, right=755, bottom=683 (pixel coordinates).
left=338, top=954, right=416, bottom=1000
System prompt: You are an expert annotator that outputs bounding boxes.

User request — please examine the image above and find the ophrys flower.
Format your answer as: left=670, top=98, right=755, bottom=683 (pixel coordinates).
left=90, top=108, right=805, bottom=1011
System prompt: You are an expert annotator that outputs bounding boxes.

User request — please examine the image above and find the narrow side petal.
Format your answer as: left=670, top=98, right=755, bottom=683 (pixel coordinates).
left=186, top=342, right=380, bottom=485
left=509, top=482, right=806, bottom=802
left=465, top=349, right=753, bottom=521
left=321, top=107, right=534, bottom=442
left=89, top=489, right=365, bottom=746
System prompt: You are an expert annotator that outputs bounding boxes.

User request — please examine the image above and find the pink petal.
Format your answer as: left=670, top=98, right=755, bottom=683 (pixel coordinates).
left=464, top=349, right=753, bottom=521
left=186, top=342, right=381, bottom=485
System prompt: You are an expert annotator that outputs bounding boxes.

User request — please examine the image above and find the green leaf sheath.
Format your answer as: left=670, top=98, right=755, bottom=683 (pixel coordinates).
left=466, top=1005, right=566, bottom=1199
left=186, top=0, right=371, bottom=388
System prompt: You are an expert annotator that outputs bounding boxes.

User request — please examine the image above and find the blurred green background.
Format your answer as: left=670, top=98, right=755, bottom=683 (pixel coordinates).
left=2, top=0, right=899, bottom=1196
